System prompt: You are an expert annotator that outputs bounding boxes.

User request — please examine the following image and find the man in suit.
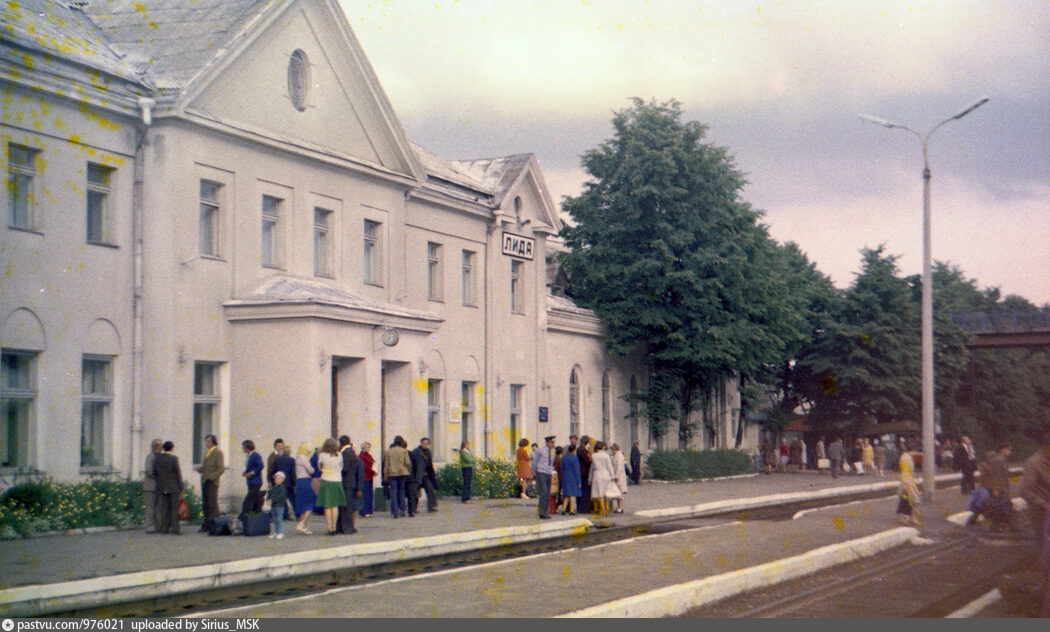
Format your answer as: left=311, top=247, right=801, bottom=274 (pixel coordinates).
left=337, top=435, right=363, bottom=534
left=152, top=440, right=183, bottom=535
left=194, top=434, right=224, bottom=532
left=143, top=438, right=162, bottom=533
left=266, top=438, right=285, bottom=488
left=273, top=444, right=296, bottom=520
left=532, top=435, right=556, bottom=519
left=240, top=439, right=264, bottom=519
left=954, top=436, right=978, bottom=495
left=409, top=437, right=438, bottom=516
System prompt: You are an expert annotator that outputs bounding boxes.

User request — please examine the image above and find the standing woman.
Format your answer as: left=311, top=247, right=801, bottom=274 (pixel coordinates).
left=516, top=438, right=533, bottom=499
left=294, top=443, right=318, bottom=534
left=610, top=443, right=627, bottom=513
left=896, top=443, right=921, bottom=526
left=316, top=438, right=346, bottom=535
left=577, top=435, right=593, bottom=514
left=862, top=438, right=875, bottom=474
left=459, top=439, right=475, bottom=503
left=589, top=441, right=618, bottom=516
left=383, top=436, right=411, bottom=518
left=358, top=442, right=377, bottom=517
left=560, top=444, right=581, bottom=515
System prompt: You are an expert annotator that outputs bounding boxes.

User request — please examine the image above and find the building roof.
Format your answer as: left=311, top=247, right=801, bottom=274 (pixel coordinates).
left=4, top=1, right=546, bottom=209
left=226, top=275, right=441, bottom=323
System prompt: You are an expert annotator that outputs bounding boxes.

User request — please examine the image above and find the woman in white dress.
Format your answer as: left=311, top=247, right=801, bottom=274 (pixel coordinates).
left=609, top=443, right=627, bottom=514
left=589, top=441, right=620, bottom=516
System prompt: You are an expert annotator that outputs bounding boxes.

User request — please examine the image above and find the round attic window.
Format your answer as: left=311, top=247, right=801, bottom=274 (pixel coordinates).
left=287, top=49, right=310, bottom=112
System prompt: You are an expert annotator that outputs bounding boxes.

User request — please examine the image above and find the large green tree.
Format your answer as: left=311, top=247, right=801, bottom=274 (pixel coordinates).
left=559, top=98, right=805, bottom=446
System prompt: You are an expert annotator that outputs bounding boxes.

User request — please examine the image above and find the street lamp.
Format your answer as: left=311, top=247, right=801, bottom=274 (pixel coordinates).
left=860, top=96, right=989, bottom=502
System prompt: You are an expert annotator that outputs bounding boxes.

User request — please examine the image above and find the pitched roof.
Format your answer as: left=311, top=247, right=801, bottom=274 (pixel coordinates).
left=83, top=0, right=267, bottom=92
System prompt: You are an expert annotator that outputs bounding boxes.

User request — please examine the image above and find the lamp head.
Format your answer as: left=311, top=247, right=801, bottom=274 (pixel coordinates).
left=951, top=96, right=989, bottom=120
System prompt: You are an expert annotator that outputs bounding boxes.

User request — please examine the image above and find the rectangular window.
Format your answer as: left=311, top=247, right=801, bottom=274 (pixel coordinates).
left=86, top=163, right=115, bottom=244
left=8, top=144, right=38, bottom=230
left=462, top=250, right=476, bottom=306
left=193, top=363, right=221, bottom=465
left=511, top=260, right=524, bottom=314
left=427, top=379, right=441, bottom=456
left=1, top=350, right=35, bottom=468
left=261, top=194, right=282, bottom=267
left=461, top=381, right=475, bottom=446
left=313, top=207, right=333, bottom=277
left=81, top=357, right=112, bottom=468
left=510, top=384, right=523, bottom=453
left=427, top=242, right=443, bottom=301
left=199, top=180, right=221, bottom=256
left=364, top=219, right=381, bottom=285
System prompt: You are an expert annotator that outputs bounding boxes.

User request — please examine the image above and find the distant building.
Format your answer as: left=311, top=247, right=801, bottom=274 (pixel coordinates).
left=1, top=0, right=744, bottom=502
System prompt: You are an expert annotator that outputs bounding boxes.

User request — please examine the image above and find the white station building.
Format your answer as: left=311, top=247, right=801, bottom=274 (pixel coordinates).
left=1, top=0, right=749, bottom=505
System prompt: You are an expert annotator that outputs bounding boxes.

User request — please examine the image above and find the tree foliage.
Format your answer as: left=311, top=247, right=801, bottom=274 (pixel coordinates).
left=560, top=99, right=806, bottom=444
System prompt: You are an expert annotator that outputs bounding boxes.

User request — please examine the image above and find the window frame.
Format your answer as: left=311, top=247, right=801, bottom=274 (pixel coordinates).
left=261, top=194, right=283, bottom=268
left=80, top=355, right=113, bottom=469
left=427, top=242, right=444, bottom=302
left=509, top=384, right=523, bottom=453
left=510, top=260, right=525, bottom=314
left=1, top=349, right=36, bottom=469
left=363, top=219, right=382, bottom=286
left=313, top=207, right=334, bottom=278
left=193, top=362, right=222, bottom=465
left=427, top=379, right=442, bottom=456
left=199, top=179, right=222, bottom=257
left=7, top=143, right=39, bottom=232
left=569, top=367, right=581, bottom=437
left=85, top=162, right=115, bottom=246
left=462, top=250, right=476, bottom=306
left=460, top=381, right=475, bottom=446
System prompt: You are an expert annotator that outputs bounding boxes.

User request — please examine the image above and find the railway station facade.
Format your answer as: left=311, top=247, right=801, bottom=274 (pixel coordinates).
left=1, top=0, right=747, bottom=505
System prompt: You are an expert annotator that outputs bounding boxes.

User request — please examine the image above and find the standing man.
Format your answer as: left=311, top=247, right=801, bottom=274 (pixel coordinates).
left=240, top=439, right=264, bottom=519
left=337, top=435, right=362, bottom=534
left=195, top=434, right=224, bottom=532
left=954, top=436, right=978, bottom=496
left=409, top=438, right=438, bottom=515
left=532, top=435, right=556, bottom=519
left=143, top=438, right=162, bottom=533
left=989, top=443, right=1013, bottom=496
left=827, top=437, right=845, bottom=479
left=266, top=438, right=285, bottom=489
left=152, top=441, right=183, bottom=535
left=629, top=440, right=642, bottom=485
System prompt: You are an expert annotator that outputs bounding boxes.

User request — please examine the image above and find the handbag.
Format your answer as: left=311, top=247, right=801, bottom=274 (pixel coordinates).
left=177, top=496, right=190, bottom=521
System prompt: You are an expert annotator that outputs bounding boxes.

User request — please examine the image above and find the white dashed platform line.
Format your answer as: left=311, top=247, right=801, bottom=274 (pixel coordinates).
left=945, top=589, right=1003, bottom=618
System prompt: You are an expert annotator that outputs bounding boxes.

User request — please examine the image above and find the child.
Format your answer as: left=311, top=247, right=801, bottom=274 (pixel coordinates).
left=267, top=471, right=288, bottom=539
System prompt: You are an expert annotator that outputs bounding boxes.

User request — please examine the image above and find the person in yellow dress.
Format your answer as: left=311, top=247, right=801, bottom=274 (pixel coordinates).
left=896, top=444, right=921, bottom=526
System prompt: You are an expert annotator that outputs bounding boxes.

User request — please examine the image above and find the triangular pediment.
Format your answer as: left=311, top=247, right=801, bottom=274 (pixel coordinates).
left=504, top=159, right=563, bottom=233
left=184, top=0, right=422, bottom=181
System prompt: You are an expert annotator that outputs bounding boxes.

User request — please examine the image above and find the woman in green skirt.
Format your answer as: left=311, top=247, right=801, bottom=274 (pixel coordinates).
left=317, top=437, right=346, bottom=535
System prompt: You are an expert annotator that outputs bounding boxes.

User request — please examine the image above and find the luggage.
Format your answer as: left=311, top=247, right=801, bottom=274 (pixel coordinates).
left=240, top=511, right=272, bottom=537
left=208, top=515, right=232, bottom=536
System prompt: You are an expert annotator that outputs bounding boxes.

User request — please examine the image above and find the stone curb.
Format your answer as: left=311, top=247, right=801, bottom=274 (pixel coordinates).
left=0, top=518, right=592, bottom=617
left=558, top=526, right=922, bottom=618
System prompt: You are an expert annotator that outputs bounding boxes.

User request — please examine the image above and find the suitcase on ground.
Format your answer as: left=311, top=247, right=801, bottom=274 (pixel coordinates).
left=240, top=511, right=271, bottom=536
left=208, top=515, right=232, bottom=536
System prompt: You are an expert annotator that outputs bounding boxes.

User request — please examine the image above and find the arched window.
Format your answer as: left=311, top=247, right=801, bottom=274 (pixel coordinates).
left=569, top=367, right=581, bottom=436
left=601, top=370, right=611, bottom=443
left=287, top=49, right=311, bottom=112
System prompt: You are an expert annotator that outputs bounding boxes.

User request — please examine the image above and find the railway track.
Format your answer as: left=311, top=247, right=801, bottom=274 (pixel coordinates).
left=680, top=530, right=1034, bottom=618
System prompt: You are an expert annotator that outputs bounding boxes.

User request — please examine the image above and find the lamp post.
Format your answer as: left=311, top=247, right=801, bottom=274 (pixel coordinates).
left=860, top=96, right=988, bottom=502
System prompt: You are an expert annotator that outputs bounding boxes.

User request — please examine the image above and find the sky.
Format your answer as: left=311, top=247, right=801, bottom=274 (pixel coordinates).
left=338, top=0, right=1050, bottom=306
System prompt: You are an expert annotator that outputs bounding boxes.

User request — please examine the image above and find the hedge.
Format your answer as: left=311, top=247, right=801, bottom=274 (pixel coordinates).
left=0, top=479, right=202, bottom=539
left=436, top=458, right=519, bottom=499
left=645, top=449, right=752, bottom=481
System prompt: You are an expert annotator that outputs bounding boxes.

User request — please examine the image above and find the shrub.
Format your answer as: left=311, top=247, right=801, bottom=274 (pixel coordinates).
left=0, top=479, right=201, bottom=539
left=645, top=449, right=752, bottom=481
left=436, top=458, right=518, bottom=499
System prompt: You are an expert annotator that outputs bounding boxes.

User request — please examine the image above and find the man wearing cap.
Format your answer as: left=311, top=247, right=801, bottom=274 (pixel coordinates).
left=532, top=435, right=556, bottom=519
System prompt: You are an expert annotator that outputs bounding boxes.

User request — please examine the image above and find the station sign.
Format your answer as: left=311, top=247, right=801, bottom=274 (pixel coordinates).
left=502, top=232, right=534, bottom=260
